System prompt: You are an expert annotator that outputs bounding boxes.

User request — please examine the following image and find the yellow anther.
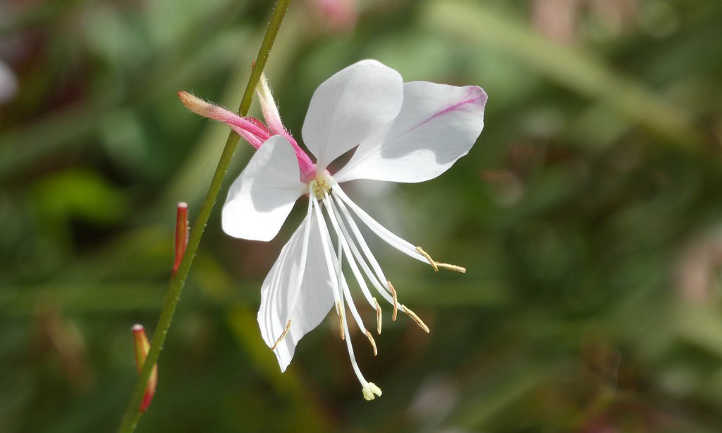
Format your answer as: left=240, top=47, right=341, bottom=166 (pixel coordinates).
left=416, top=246, right=466, bottom=274
left=335, top=302, right=345, bottom=341
left=387, top=281, right=398, bottom=322
left=373, top=297, right=382, bottom=335
left=401, top=305, right=430, bottom=334
left=270, top=320, right=292, bottom=350
left=436, top=262, right=467, bottom=273
left=416, top=246, right=439, bottom=271
left=364, top=330, right=378, bottom=356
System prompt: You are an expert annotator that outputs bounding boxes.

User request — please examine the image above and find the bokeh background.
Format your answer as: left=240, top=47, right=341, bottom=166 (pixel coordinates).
left=2, top=0, right=722, bottom=432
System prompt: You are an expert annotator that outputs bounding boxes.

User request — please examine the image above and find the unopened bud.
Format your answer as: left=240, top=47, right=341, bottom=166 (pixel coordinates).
left=132, top=324, right=158, bottom=412
left=173, top=202, right=189, bottom=275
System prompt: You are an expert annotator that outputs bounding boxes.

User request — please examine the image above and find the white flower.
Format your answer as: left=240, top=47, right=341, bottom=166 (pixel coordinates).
left=180, top=60, right=487, bottom=400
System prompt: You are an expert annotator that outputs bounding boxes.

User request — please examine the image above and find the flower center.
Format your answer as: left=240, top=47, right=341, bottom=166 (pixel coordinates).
left=309, top=173, right=332, bottom=199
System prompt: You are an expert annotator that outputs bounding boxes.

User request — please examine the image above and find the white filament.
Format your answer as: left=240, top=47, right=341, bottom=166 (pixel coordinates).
left=311, top=194, right=367, bottom=386
left=332, top=184, right=430, bottom=265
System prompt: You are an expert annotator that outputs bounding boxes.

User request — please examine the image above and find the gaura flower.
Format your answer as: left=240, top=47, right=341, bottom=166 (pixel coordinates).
left=179, top=60, right=486, bottom=400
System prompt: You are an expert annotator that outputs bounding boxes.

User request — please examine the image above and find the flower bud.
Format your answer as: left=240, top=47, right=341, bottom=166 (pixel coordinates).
left=132, top=324, right=158, bottom=412
left=173, top=202, right=189, bottom=275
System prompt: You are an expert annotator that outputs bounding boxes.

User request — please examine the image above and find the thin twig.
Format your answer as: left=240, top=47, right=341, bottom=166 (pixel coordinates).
left=115, top=2, right=293, bottom=432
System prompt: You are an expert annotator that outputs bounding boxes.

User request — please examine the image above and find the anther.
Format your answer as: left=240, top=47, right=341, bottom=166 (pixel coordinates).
left=270, top=320, right=292, bottom=350
left=364, top=330, right=378, bottom=356
left=416, top=246, right=439, bottom=271
left=401, top=305, right=430, bottom=334
left=373, top=297, right=382, bottom=335
left=335, top=302, right=345, bottom=341
left=436, top=262, right=467, bottom=273
left=387, top=281, right=398, bottom=322
left=416, top=246, right=466, bottom=274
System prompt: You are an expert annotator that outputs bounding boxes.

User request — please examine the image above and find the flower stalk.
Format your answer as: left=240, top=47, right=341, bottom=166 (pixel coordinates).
left=115, top=1, right=293, bottom=432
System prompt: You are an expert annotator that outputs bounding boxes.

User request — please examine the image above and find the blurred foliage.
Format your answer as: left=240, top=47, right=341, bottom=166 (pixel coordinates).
left=2, top=0, right=722, bottom=432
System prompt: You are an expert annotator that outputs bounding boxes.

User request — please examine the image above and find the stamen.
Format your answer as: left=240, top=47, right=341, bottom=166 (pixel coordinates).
left=311, top=196, right=345, bottom=340
left=333, top=185, right=429, bottom=264
left=415, top=246, right=439, bottom=271
left=436, top=263, right=467, bottom=273
left=312, top=195, right=373, bottom=390
left=416, top=246, right=467, bottom=274
left=323, top=198, right=377, bottom=307
left=330, top=194, right=395, bottom=306
left=401, top=305, right=430, bottom=334
left=364, top=330, right=378, bottom=356
left=335, top=301, right=345, bottom=341
left=387, top=281, right=399, bottom=322
left=331, top=223, right=375, bottom=349
left=270, top=320, right=292, bottom=350
left=373, top=297, right=382, bottom=335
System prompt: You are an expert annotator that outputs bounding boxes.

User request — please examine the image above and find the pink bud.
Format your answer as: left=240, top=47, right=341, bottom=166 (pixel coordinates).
left=132, top=324, right=158, bottom=412
left=173, top=202, right=189, bottom=275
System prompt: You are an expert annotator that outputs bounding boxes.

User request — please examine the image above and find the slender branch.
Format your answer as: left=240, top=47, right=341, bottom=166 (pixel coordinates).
left=116, top=2, right=292, bottom=432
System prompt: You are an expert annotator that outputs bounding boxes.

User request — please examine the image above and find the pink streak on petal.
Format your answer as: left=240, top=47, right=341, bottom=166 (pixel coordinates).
left=407, top=86, right=487, bottom=133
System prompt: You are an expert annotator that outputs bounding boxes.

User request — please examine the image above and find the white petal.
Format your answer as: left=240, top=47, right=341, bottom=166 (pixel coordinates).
left=334, top=82, right=487, bottom=183
left=257, top=214, right=335, bottom=372
left=302, top=59, right=403, bottom=170
left=221, top=135, right=305, bottom=241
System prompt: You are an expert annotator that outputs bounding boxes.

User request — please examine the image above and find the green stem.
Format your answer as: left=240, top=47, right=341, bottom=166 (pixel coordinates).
left=116, top=1, right=292, bottom=432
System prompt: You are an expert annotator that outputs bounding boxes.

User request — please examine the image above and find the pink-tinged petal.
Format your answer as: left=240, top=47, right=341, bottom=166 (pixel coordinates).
left=256, top=73, right=285, bottom=137
left=255, top=76, right=317, bottom=179
left=222, top=136, right=305, bottom=241
left=302, top=60, right=403, bottom=171
left=334, top=82, right=487, bottom=184
left=178, top=91, right=270, bottom=148
left=257, top=213, right=335, bottom=371
left=179, top=91, right=316, bottom=180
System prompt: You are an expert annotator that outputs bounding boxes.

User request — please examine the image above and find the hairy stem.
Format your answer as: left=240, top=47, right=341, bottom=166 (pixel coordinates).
left=116, top=1, right=292, bottom=432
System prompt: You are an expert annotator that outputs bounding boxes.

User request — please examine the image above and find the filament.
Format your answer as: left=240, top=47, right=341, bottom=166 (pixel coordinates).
left=312, top=195, right=368, bottom=386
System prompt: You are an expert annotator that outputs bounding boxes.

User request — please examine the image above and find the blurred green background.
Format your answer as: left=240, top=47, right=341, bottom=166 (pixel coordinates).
left=2, top=0, right=722, bottom=432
